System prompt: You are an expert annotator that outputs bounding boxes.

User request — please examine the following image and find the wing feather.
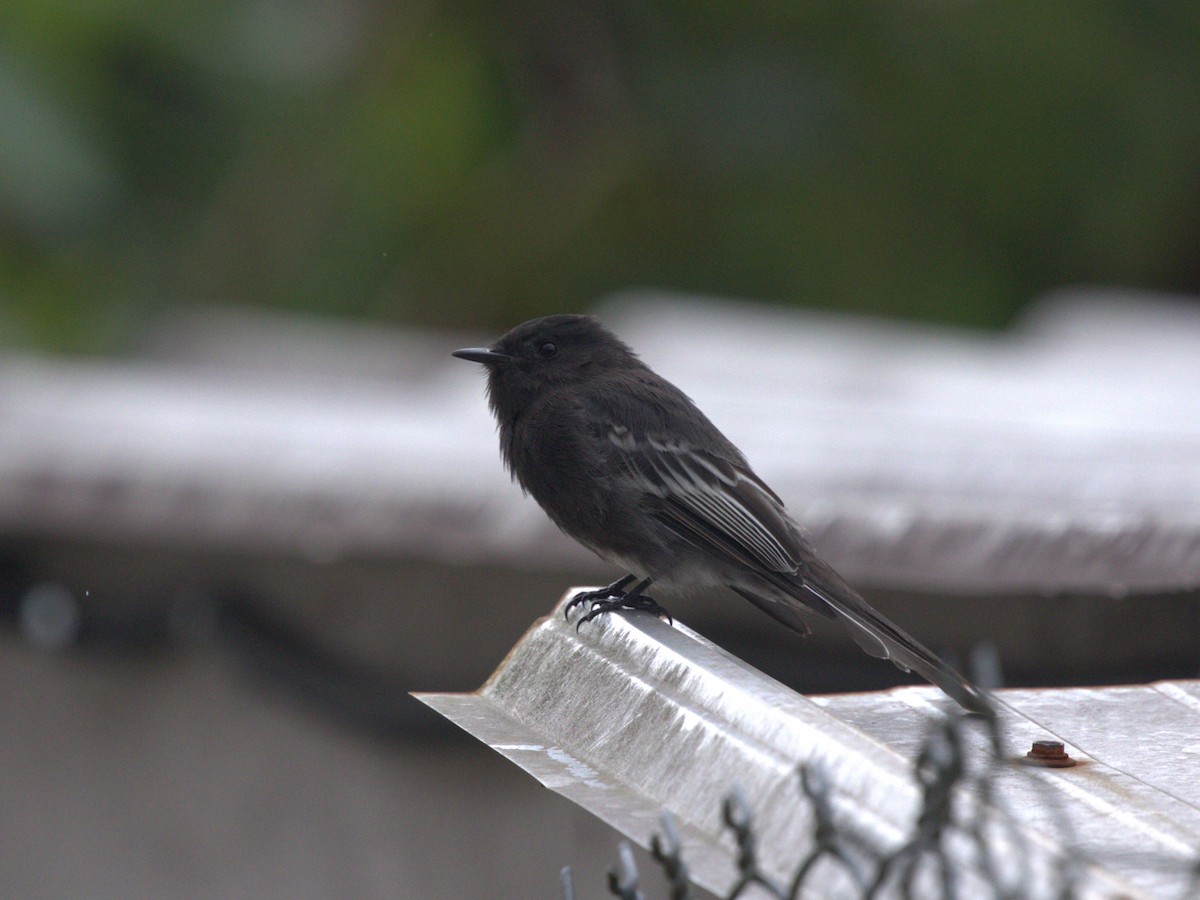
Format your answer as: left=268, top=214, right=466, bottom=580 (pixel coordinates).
left=612, top=427, right=800, bottom=575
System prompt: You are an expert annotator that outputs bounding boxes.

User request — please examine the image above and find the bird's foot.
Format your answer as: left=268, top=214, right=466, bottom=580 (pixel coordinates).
left=565, top=576, right=673, bottom=629
left=564, top=575, right=635, bottom=621
left=575, top=594, right=674, bottom=629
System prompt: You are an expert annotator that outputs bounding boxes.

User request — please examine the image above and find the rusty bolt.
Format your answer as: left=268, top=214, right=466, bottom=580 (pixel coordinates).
left=1023, top=740, right=1077, bottom=768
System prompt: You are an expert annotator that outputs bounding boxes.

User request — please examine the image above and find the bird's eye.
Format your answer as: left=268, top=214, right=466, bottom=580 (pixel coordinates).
left=538, top=341, right=558, bottom=359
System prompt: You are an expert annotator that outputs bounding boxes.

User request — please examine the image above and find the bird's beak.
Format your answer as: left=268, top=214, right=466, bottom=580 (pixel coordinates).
left=452, top=347, right=511, bottom=365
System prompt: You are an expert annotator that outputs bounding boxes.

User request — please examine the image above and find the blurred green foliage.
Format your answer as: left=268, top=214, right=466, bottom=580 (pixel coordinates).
left=2, top=1, right=1199, bottom=351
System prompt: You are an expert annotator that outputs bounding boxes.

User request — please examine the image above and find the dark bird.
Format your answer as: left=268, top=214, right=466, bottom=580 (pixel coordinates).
left=453, top=315, right=991, bottom=716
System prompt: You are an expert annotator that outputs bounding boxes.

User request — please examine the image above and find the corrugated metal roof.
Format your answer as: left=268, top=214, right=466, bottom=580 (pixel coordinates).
left=417, top=590, right=1200, bottom=898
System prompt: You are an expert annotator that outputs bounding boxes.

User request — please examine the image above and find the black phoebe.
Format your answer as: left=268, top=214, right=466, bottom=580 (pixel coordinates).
left=454, top=314, right=991, bottom=716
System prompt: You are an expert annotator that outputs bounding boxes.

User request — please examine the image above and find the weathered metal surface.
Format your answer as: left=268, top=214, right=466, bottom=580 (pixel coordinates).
left=3, top=290, right=1200, bottom=591
left=813, top=683, right=1200, bottom=896
left=416, top=591, right=1200, bottom=897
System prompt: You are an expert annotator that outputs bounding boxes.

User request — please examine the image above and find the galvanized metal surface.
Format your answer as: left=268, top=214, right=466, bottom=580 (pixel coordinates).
left=416, top=591, right=1200, bottom=898
left=2, top=290, right=1200, bottom=593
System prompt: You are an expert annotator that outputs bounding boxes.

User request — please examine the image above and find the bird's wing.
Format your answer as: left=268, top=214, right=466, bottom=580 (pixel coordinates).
left=611, top=428, right=840, bottom=629
left=608, top=425, right=993, bottom=716
left=609, top=427, right=807, bottom=575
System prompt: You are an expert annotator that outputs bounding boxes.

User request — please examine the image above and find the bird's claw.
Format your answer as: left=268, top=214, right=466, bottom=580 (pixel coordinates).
left=625, top=594, right=673, bottom=625
left=575, top=598, right=624, bottom=629
left=565, top=577, right=673, bottom=629
left=564, top=587, right=615, bottom=621
left=564, top=575, right=636, bottom=622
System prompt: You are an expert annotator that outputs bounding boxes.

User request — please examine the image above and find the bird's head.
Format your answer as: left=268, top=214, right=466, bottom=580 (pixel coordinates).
left=453, top=314, right=642, bottom=416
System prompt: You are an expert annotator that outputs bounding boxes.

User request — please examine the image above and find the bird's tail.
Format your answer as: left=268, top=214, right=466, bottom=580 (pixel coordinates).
left=801, top=555, right=993, bottom=717
left=739, top=553, right=994, bottom=717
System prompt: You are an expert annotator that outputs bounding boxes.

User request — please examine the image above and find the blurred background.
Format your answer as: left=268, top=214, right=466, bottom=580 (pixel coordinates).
left=4, top=1, right=1200, bottom=349
left=3, top=2, right=1200, bottom=898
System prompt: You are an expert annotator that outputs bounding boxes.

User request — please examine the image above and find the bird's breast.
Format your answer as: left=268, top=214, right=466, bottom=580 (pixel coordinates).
left=501, top=406, right=610, bottom=534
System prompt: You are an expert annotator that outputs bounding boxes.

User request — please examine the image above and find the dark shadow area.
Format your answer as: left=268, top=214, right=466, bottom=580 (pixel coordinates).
left=4, top=539, right=1196, bottom=747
